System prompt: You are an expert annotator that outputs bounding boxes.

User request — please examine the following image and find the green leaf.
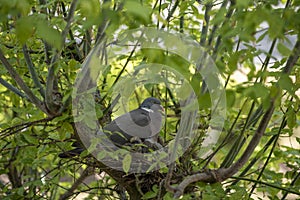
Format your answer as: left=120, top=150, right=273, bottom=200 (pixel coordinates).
left=59, top=122, right=73, bottom=140
left=86, top=142, right=96, bottom=155
left=278, top=74, right=294, bottom=93
left=176, top=81, right=193, bottom=100
left=0, top=0, right=31, bottom=20
left=83, top=115, right=97, bottom=129
left=266, top=12, right=285, bottom=39
left=16, top=16, right=35, bottom=44
left=124, top=1, right=151, bottom=24
left=198, top=93, right=211, bottom=109
left=211, top=7, right=227, bottom=25
left=190, top=72, right=202, bottom=96
left=97, top=150, right=107, bottom=160
left=286, top=109, right=296, bottom=129
left=277, top=42, right=292, bottom=57
left=294, top=0, right=300, bottom=6
left=16, top=14, right=62, bottom=48
left=78, top=0, right=101, bottom=28
left=142, top=185, right=158, bottom=199
left=36, top=20, right=62, bottom=49
left=243, top=83, right=269, bottom=100
left=22, top=132, right=39, bottom=145
left=52, top=113, right=70, bottom=123
left=163, top=192, right=174, bottom=200
left=236, top=0, right=251, bottom=8
left=122, top=154, right=132, bottom=173
left=227, top=52, right=239, bottom=73
left=95, top=104, right=103, bottom=118
left=16, top=0, right=31, bottom=16
left=226, top=90, right=236, bottom=108
left=296, top=137, right=300, bottom=144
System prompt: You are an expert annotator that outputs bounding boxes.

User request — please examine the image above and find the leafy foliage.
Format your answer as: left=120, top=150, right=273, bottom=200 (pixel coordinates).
left=0, top=0, right=300, bottom=199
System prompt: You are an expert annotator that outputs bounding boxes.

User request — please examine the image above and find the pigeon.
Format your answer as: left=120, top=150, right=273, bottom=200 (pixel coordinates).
left=59, top=97, right=164, bottom=158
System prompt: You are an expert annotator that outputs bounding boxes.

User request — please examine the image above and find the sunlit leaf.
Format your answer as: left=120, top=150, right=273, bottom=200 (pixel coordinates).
left=122, top=154, right=132, bottom=173
left=124, top=0, right=151, bottom=24
left=22, top=132, right=39, bottom=145
left=278, top=74, right=294, bottom=93
left=16, top=16, right=35, bottom=44
left=35, top=20, right=62, bottom=50
left=277, top=42, right=292, bottom=57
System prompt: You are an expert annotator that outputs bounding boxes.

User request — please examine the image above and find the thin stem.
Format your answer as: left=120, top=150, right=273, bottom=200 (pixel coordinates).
left=281, top=172, right=300, bottom=199
left=0, top=77, right=27, bottom=99
left=0, top=48, right=48, bottom=114
left=172, top=36, right=300, bottom=198
left=95, top=0, right=111, bottom=44
left=22, top=45, right=45, bottom=97
left=45, top=0, right=78, bottom=114
left=232, top=176, right=300, bottom=196
left=39, top=0, right=52, bottom=64
left=161, top=0, right=179, bottom=29
left=208, top=0, right=229, bottom=46
left=249, top=112, right=287, bottom=196
left=200, top=3, right=212, bottom=46
left=221, top=101, right=255, bottom=168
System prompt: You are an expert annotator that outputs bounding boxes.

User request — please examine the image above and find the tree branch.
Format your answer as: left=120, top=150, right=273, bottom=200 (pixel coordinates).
left=0, top=47, right=49, bottom=115
left=6, top=147, right=22, bottom=188
left=199, top=2, right=212, bottom=46
left=161, top=0, right=179, bottom=29
left=22, top=45, right=45, bottom=97
left=61, top=1, right=83, bottom=61
left=45, top=0, right=78, bottom=115
left=172, top=38, right=300, bottom=198
left=38, top=0, right=52, bottom=64
left=0, top=117, right=54, bottom=139
left=0, top=77, right=27, bottom=99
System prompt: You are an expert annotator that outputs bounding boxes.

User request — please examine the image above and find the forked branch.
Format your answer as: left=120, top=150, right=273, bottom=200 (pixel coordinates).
left=171, top=38, right=300, bottom=198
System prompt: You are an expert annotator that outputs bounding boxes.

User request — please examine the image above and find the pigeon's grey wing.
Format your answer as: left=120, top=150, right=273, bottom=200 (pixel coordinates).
left=148, top=110, right=163, bottom=137
left=114, top=109, right=154, bottom=138
left=103, top=120, right=132, bottom=145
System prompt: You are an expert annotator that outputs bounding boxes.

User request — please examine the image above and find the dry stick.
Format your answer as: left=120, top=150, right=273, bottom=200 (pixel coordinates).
left=172, top=39, right=300, bottom=198
left=0, top=48, right=49, bottom=115
left=45, top=0, right=78, bottom=115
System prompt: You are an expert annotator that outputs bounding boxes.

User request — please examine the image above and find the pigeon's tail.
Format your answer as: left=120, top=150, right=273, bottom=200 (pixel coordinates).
left=58, top=147, right=84, bottom=158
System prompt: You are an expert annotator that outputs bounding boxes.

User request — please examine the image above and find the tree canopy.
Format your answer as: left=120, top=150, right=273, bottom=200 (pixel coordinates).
left=0, top=0, right=300, bottom=199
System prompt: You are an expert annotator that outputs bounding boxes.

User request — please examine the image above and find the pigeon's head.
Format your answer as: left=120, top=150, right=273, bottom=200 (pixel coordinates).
left=140, top=97, right=164, bottom=112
